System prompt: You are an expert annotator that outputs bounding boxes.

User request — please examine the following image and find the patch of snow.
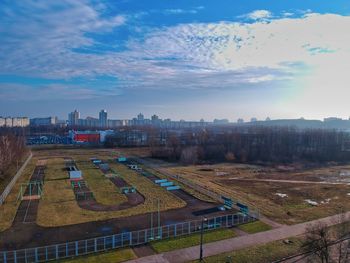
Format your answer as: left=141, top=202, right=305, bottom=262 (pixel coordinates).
left=216, top=172, right=229, bottom=176
left=275, top=193, right=288, bottom=198
left=305, top=199, right=318, bottom=206
left=320, top=198, right=331, bottom=204
left=340, top=171, right=350, bottom=176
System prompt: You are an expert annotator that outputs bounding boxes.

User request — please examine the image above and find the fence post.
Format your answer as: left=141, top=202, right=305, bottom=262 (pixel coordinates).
left=121, top=233, right=124, bottom=246
left=14, top=251, right=17, bottom=263
left=174, top=224, right=177, bottom=237
left=85, top=240, right=87, bottom=254
left=35, top=248, right=38, bottom=262
left=45, top=247, right=48, bottom=261
left=112, top=235, right=116, bottom=248
left=3, top=252, right=6, bottom=263
left=75, top=241, right=79, bottom=256
left=129, top=232, right=132, bottom=246
left=66, top=243, right=68, bottom=257
left=55, top=245, right=58, bottom=260
left=94, top=238, right=97, bottom=252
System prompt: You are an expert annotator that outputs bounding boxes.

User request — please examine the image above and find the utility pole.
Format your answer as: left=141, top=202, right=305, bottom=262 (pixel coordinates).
left=199, top=217, right=207, bottom=262
left=150, top=206, right=153, bottom=240
left=157, top=199, right=161, bottom=238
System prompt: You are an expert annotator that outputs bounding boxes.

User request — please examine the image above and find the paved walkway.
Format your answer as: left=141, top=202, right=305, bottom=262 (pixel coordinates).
left=126, top=211, right=350, bottom=263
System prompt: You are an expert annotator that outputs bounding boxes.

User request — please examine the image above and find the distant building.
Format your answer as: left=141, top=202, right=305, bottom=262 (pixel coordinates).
left=213, top=119, right=229, bottom=124
left=324, top=117, right=342, bottom=122
left=77, top=117, right=99, bottom=127
left=237, top=118, right=244, bottom=124
left=99, top=109, right=108, bottom=128
left=68, top=110, right=80, bottom=126
left=5, top=117, right=12, bottom=127
left=12, top=117, right=29, bottom=127
left=108, top=119, right=127, bottom=128
left=30, top=117, right=57, bottom=126
left=0, top=117, right=5, bottom=127
left=69, top=130, right=114, bottom=144
left=70, top=131, right=100, bottom=144
left=0, top=117, right=29, bottom=127
left=266, top=117, right=271, bottom=121
left=250, top=117, right=258, bottom=122
left=137, top=113, right=144, bottom=121
left=151, top=114, right=159, bottom=121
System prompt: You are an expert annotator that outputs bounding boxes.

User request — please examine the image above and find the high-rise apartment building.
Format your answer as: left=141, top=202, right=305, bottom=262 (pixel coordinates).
left=68, top=110, right=80, bottom=126
left=99, top=109, right=108, bottom=128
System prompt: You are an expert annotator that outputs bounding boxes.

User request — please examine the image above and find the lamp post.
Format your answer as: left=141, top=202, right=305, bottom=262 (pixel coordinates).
left=199, top=217, right=207, bottom=262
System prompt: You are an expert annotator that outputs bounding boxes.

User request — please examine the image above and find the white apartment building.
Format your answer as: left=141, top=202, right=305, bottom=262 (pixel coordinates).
left=0, top=117, right=30, bottom=127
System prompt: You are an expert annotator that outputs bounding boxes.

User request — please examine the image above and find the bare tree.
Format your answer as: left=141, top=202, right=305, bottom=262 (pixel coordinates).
left=0, top=134, right=26, bottom=180
left=303, top=212, right=350, bottom=263
left=180, top=146, right=198, bottom=165
left=330, top=212, right=350, bottom=263
left=303, top=222, right=332, bottom=263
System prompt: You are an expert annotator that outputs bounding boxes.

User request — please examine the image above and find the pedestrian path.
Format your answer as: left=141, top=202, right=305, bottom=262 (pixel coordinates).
left=126, top=211, right=350, bottom=263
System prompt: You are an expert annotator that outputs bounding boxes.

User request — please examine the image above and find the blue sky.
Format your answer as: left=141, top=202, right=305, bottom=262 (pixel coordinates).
left=1, top=0, right=350, bottom=121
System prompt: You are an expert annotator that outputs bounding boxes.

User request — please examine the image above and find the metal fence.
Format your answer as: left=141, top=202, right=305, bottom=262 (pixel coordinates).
left=0, top=212, right=256, bottom=263
left=135, top=158, right=260, bottom=214
left=0, top=152, right=33, bottom=205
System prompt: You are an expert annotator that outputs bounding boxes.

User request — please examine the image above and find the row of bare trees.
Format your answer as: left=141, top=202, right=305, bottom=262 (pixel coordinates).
left=0, top=133, right=26, bottom=180
left=146, top=126, right=350, bottom=164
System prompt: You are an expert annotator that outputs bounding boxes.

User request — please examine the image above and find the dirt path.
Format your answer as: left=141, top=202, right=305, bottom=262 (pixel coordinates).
left=13, top=165, right=45, bottom=226
left=126, top=211, right=350, bottom=263
left=226, top=177, right=349, bottom=185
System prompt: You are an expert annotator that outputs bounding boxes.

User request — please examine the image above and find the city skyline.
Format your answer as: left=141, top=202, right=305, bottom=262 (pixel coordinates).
left=1, top=1, right=350, bottom=120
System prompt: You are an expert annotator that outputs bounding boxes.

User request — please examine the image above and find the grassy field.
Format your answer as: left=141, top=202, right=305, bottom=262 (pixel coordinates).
left=140, top=165, right=216, bottom=203
left=165, top=163, right=350, bottom=224
left=75, top=160, right=127, bottom=206
left=45, top=158, right=69, bottom=180
left=37, top=150, right=186, bottom=227
left=190, top=237, right=303, bottom=263
left=151, top=228, right=236, bottom=253
left=57, top=248, right=136, bottom=263
left=237, top=221, right=272, bottom=234
left=0, top=156, right=37, bottom=232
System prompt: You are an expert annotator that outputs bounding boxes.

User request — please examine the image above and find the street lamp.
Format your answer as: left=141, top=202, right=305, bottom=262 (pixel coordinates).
left=199, top=216, right=208, bottom=262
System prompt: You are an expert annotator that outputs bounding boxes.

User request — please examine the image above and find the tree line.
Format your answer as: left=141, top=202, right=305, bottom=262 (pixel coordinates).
left=106, top=126, right=350, bottom=164
left=0, top=133, right=27, bottom=180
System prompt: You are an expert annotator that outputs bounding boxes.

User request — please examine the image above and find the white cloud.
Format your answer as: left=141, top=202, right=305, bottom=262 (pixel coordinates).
left=243, top=10, right=272, bottom=20
left=0, top=0, right=126, bottom=78
left=1, top=1, right=350, bottom=111
left=282, top=12, right=294, bottom=17
left=164, top=9, right=198, bottom=15
left=0, top=83, right=121, bottom=101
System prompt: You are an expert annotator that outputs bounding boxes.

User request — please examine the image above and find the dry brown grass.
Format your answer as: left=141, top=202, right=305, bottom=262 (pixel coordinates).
left=165, top=163, right=350, bottom=224
left=76, top=160, right=127, bottom=206
left=0, top=157, right=37, bottom=232
left=36, top=152, right=185, bottom=227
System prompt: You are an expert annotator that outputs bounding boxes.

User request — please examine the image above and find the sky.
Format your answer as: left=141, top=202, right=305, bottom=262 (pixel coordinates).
left=1, top=0, right=350, bottom=121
